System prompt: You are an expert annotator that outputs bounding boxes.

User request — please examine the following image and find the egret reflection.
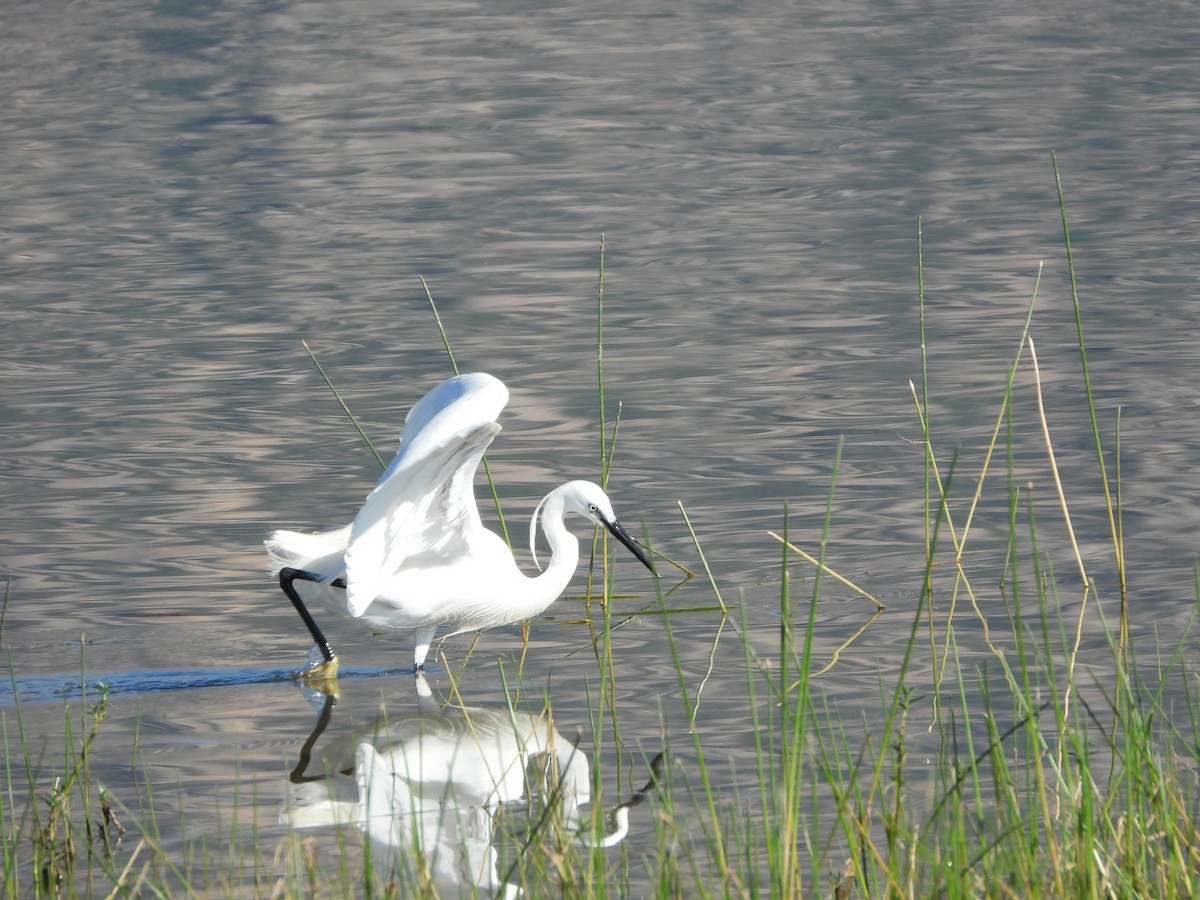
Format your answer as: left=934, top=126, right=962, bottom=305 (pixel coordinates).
left=282, top=676, right=661, bottom=896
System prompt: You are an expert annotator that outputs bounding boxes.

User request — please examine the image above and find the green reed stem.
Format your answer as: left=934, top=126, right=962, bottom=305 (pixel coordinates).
left=596, top=234, right=609, bottom=487
left=1052, top=153, right=1127, bottom=642
left=301, top=339, right=385, bottom=471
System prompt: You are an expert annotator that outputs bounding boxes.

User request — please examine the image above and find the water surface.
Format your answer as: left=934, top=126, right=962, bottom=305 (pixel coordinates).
left=3, top=0, right=1199, bottom=891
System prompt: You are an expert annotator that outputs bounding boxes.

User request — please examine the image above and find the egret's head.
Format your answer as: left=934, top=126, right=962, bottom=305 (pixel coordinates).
left=531, top=480, right=654, bottom=574
left=559, top=480, right=618, bottom=527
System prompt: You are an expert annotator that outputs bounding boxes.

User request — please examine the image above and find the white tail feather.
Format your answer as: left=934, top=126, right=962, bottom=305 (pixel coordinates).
left=265, top=525, right=352, bottom=580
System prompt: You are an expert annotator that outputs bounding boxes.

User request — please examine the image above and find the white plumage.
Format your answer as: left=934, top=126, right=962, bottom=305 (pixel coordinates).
left=267, top=372, right=653, bottom=671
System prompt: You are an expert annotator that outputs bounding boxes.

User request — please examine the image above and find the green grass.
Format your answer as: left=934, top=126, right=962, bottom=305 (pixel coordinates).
left=4, top=167, right=1200, bottom=896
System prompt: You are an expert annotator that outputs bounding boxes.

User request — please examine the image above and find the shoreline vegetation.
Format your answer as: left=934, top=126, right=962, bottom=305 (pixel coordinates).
left=5, top=164, right=1199, bottom=897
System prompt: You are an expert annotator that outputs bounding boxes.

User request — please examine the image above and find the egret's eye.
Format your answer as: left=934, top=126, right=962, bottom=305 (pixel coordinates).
left=588, top=504, right=599, bottom=513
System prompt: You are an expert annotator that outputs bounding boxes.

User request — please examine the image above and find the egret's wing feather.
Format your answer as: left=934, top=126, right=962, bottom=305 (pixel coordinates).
left=344, top=373, right=508, bottom=617
left=346, top=421, right=500, bottom=615
left=396, top=372, right=505, bottom=452
left=378, top=421, right=501, bottom=576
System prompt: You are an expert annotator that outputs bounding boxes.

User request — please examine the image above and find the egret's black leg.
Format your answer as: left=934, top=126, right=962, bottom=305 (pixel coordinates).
left=279, top=567, right=341, bottom=663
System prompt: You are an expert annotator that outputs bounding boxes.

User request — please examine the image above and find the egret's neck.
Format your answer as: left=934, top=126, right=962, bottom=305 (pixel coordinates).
left=524, top=491, right=582, bottom=616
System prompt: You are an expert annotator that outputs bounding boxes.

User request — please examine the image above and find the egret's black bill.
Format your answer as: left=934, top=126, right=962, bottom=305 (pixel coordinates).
left=604, top=518, right=656, bottom=575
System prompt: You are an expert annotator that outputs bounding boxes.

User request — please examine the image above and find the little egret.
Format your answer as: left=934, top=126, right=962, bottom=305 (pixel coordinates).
left=266, top=371, right=654, bottom=672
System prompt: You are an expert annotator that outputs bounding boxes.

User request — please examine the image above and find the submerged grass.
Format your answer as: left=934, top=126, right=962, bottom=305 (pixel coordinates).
left=4, top=167, right=1200, bottom=896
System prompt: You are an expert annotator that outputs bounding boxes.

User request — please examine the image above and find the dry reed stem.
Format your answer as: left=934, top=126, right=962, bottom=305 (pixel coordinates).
left=1027, top=337, right=1091, bottom=725
left=766, top=532, right=885, bottom=611
left=908, top=265, right=1040, bottom=715
left=680, top=502, right=727, bottom=612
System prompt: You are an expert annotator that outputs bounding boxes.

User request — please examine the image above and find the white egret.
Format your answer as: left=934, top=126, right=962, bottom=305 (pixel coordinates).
left=266, top=372, right=654, bottom=671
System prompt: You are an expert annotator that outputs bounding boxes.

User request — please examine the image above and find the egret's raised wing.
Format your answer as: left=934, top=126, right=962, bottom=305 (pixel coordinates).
left=344, top=373, right=509, bottom=616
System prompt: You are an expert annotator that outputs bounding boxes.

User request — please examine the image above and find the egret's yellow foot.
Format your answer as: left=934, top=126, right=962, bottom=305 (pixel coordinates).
left=296, top=645, right=340, bottom=696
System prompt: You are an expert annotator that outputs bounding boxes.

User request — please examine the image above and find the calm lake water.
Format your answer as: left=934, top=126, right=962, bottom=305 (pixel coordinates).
left=4, top=0, right=1199, bottom=893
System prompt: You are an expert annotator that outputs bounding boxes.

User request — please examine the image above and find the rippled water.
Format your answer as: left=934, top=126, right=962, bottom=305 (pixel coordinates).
left=3, top=0, right=1199, bottom=891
